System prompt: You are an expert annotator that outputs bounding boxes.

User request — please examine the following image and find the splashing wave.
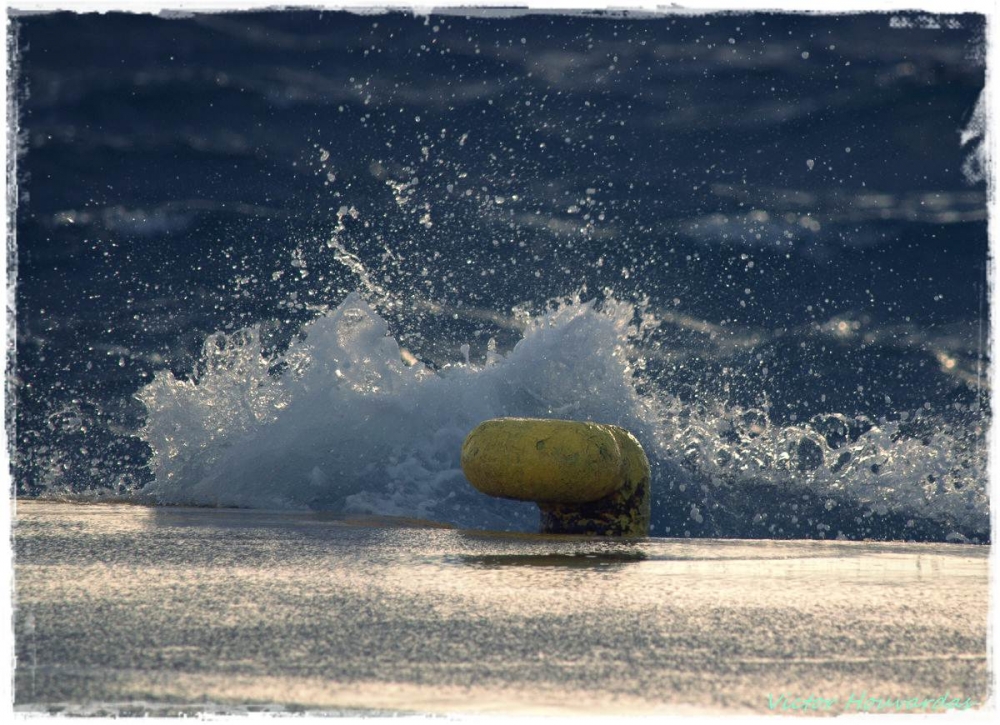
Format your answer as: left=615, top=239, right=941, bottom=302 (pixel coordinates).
left=135, top=292, right=988, bottom=542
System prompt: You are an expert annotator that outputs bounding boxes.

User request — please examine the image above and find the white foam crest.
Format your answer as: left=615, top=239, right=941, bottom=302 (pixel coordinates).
left=646, top=399, right=988, bottom=537
left=136, top=292, right=988, bottom=538
left=137, top=292, right=648, bottom=529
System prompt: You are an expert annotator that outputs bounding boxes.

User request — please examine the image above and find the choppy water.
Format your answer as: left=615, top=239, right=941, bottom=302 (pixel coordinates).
left=10, top=10, right=990, bottom=542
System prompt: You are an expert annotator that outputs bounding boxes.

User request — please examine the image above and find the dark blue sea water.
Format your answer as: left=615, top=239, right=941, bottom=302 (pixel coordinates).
left=9, top=10, right=990, bottom=542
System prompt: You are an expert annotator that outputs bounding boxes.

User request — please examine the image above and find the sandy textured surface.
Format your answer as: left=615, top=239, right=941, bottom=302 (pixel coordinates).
left=12, top=501, right=991, bottom=716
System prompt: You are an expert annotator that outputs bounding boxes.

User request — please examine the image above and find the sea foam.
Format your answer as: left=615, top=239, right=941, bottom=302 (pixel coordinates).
left=136, top=291, right=988, bottom=541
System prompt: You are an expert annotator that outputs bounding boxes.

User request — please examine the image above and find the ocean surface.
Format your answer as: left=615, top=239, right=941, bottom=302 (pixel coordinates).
left=9, top=9, right=991, bottom=542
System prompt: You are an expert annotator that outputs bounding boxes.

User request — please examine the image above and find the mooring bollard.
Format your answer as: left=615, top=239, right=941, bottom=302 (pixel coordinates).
left=460, top=418, right=651, bottom=537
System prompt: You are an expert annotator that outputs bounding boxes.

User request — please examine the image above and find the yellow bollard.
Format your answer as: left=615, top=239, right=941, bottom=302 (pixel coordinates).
left=461, top=418, right=651, bottom=537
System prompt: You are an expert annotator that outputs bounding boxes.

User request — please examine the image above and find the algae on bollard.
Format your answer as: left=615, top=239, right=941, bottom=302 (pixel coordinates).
left=460, top=418, right=651, bottom=537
